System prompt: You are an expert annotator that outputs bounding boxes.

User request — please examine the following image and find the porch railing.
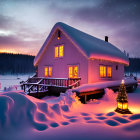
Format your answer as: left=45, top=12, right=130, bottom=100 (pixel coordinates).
left=22, top=77, right=81, bottom=94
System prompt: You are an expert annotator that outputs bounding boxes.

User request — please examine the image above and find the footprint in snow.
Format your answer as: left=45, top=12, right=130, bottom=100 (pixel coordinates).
left=63, top=115, right=77, bottom=119
left=33, top=122, right=48, bottom=131
left=129, top=114, right=140, bottom=120
left=51, top=104, right=61, bottom=115
left=81, top=113, right=90, bottom=116
left=61, top=105, right=69, bottom=112
left=36, top=112, right=47, bottom=122
left=96, top=116, right=107, bottom=120
left=113, top=116, right=130, bottom=124
left=96, top=113, right=104, bottom=116
left=61, top=122, right=69, bottom=126
left=106, top=112, right=115, bottom=116
left=69, top=119, right=78, bottom=123
left=105, top=120, right=120, bottom=126
left=50, top=122, right=59, bottom=128
left=83, top=117, right=92, bottom=120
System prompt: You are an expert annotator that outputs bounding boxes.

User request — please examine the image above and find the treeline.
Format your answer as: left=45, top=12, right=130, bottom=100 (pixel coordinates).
left=125, top=58, right=140, bottom=73
left=0, top=53, right=35, bottom=74
left=0, top=53, right=139, bottom=75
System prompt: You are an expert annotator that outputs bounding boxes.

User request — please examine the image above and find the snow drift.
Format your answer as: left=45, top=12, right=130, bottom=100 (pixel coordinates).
left=0, top=90, right=80, bottom=132
left=0, top=88, right=140, bottom=140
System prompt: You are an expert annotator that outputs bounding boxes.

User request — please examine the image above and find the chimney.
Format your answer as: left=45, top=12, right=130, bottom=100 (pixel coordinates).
left=105, top=36, right=108, bottom=42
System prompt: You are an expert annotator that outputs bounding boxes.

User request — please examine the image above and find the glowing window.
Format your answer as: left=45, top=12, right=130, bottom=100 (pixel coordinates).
left=100, top=66, right=104, bottom=78
left=55, top=45, right=64, bottom=58
left=69, top=66, right=73, bottom=78
left=107, top=67, right=112, bottom=78
left=44, top=67, right=48, bottom=77
left=48, top=67, right=52, bottom=77
left=74, top=66, right=78, bottom=78
left=55, top=46, right=59, bottom=58
left=45, top=66, right=52, bottom=77
left=59, top=45, right=63, bottom=57
left=103, top=66, right=106, bottom=77
left=69, top=65, right=78, bottom=78
left=100, top=65, right=106, bottom=78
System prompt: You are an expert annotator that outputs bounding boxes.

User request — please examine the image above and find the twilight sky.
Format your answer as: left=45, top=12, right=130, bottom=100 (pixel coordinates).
left=0, top=0, right=140, bottom=57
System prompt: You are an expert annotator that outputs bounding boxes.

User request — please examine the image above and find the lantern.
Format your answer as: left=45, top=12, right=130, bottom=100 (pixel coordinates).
left=115, top=80, right=132, bottom=114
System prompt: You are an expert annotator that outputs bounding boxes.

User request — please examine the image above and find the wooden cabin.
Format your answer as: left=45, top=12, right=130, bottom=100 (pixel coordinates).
left=34, top=22, right=129, bottom=85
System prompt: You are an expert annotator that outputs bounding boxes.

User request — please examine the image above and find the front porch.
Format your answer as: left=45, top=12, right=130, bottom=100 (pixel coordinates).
left=22, top=77, right=81, bottom=97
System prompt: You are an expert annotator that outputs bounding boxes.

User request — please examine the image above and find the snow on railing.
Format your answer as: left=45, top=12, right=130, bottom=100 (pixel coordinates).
left=22, top=77, right=81, bottom=94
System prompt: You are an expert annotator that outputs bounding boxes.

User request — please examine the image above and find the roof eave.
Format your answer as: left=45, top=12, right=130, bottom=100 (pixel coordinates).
left=89, top=55, right=129, bottom=66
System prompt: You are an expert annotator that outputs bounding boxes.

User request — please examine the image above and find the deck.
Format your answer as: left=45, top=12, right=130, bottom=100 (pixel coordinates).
left=22, top=77, right=81, bottom=97
left=22, top=76, right=138, bottom=103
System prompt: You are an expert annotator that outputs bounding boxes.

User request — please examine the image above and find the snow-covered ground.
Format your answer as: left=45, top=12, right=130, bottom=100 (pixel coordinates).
left=0, top=74, right=34, bottom=92
left=0, top=85, right=140, bottom=140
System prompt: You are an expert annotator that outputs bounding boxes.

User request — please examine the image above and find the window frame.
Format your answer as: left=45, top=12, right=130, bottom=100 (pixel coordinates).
left=100, top=65, right=106, bottom=78
left=107, top=66, right=112, bottom=78
left=44, top=66, right=52, bottom=77
left=99, top=65, right=112, bottom=78
left=54, top=46, right=59, bottom=58
left=54, top=44, right=64, bottom=58
left=68, top=65, right=79, bottom=78
left=44, top=67, right=48, bottom=77
left=59, top=45, right=64, bottom=57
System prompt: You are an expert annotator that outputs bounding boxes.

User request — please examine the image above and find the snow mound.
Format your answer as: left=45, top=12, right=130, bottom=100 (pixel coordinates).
left=0, top=92, right=48, bottom=131
left=102, top=88, right=117, bottom=102
left=0, top=90, right=80, bottom=132
left=58, top=89, right=81, bottom=107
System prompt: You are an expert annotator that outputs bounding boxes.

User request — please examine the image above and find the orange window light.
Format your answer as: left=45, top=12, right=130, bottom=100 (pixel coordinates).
left=69, top=66, right=73, bottom=78
left=59, top=45, right=63, bottom=57
left=100, top=65, right=106, bottom=78
left=100, top=65, right=104, bottom=78
left=107, top=67, right=112, bottom=77
left=103, top=66, right=106, bottom=77
left=55, top=46, right=58, bottom=58
left=74, top=66, right=78, bottom=78
left=44, top=67, right=48, bottom=77
left=49, top=67, right=52, bottom=77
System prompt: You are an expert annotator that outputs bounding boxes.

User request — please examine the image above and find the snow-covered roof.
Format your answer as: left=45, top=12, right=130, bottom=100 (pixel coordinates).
left=34, top=22, right=129, bottom=66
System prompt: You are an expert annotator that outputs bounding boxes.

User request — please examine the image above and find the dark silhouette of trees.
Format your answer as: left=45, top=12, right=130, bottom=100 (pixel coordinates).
left=125, top=58, right=140, bottom=73
left=0, top=53, right=139, bottom=75
left=0, top=53, right=35, bottom=74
